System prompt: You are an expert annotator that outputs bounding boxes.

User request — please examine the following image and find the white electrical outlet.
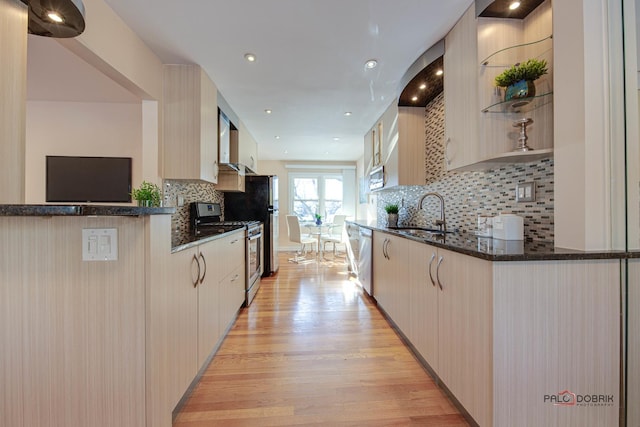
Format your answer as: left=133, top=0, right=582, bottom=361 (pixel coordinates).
left=82, top=228, right=118, bottom=261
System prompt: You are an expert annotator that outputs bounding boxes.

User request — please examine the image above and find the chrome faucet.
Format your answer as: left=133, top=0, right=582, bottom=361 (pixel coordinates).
left=417, top=192, right=447, bottom=232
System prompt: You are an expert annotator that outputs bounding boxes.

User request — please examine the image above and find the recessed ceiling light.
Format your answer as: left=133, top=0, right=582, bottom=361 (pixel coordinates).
left=509, top=1, right=521, bottom=10
left=411, top=96, right=419, bottom=102
left=244, top=53, right=257, bottom=62
left=275, top=136, right=280, bottom=140
left=419, top=83, right=427, bottom=90
left=325, top=151, right=330, bottom=155
left=333, top=137, right=340, bottom=141
left=264, top=109, right=272, bottom=114
left=344, top=112, right=352, bottom=116
left=364, top=59, right=378, bottom=69
left=284, top=150, right=288, bottom=154
left=435, top=69, right=444, bottom=76
left=47, top=11, right=64, bottom=23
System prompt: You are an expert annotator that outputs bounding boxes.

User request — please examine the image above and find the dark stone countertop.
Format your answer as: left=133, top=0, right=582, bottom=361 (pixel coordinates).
left=0, top=204, right=176, bottom=217
left=171, top=226, right=246, bottom=253
left=349, top=220, right=639, bottom=261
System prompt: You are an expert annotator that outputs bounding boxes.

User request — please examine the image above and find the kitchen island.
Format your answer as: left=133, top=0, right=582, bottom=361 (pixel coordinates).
left=349, top=220, right=630, bottom=427
left=0, top=205, right=244, bottom=427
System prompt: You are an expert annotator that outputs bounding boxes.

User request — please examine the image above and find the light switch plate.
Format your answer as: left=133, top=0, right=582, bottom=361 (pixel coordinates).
left=515, top=182, right=536, bottom=203
left=82, top=228, right=118, bottom=261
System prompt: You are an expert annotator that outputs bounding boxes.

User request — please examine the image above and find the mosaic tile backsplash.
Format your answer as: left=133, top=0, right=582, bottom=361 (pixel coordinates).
left=375, top=92, right=554, bottom=242
left=162, top=180, right=224, bottom=235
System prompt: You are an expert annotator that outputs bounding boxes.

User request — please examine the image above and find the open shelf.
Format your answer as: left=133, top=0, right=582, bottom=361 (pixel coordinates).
left=480, top=35, right=553, bottom=67
left=481, top=91, right=553, bottom=113
left=451, top=148, right=554, bottom=172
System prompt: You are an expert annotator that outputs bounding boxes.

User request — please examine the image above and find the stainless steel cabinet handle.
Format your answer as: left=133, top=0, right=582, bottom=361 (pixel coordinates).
left=383, top=239, right=390, bottom=260
left=444, top=137, right=452, bottom=166
left=230, top=274, right=240, bottom=283
left=199, top=252, right=207, bottom=284
left=436, top=256, right=444, bottom=290
left=231, top=239, right=240, bottom=244
left=428, top=253, right=436, bottom=287
left=192, top=254, right=200, bottom=288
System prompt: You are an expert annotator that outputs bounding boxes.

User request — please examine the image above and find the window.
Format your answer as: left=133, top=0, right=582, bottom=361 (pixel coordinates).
left=290, top=173, right=343, bottom=222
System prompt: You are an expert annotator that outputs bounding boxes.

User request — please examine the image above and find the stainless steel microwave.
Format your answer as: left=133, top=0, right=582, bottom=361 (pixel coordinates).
left=369, top=166, right=385, bottom=191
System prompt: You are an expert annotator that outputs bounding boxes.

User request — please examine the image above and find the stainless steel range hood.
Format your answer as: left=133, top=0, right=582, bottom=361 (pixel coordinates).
left=20, top=0, right=86, bottom=38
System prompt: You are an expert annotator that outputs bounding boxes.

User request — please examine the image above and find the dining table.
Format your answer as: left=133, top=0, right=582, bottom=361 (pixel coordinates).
left=302, top=222, right=332, bottom=258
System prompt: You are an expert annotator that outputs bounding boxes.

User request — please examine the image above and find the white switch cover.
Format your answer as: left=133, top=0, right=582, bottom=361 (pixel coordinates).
left=83, top=228, right=118, bottom=261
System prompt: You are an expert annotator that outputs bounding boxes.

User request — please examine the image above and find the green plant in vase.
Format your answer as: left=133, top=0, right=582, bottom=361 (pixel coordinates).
left=384, top=203, right=399, bottom=228
left=314, top=213, right=322, bottom=225
left=131, top=181, right=161, bottom=207
left=494, top=58, right=548, bottom=102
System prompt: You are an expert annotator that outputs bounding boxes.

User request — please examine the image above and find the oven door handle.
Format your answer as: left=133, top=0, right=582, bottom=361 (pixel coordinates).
left=248, top=233, right=263, bottom=241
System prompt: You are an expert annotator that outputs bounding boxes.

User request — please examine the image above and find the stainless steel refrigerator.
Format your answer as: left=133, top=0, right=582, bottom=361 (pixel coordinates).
left=224, top=175, right=279, bottom=276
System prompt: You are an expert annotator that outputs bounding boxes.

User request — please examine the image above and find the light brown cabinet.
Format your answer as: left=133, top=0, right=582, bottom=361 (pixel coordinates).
left=367, top=103, right=426, bottom=189
left=372, top=232, right=411, bottom=334
left=444, top=4, right=479, bottom=170
left=163, top=64, right=219, bottom=183
left=434, top=246, right=492, bottom=427
left=373, top=232, right=621, bottom=427
left=444, top=0, right=553, bottom=171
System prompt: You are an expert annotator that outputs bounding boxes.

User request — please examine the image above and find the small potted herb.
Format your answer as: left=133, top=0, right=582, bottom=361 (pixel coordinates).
left=494, top=58, right=548, bottom=101
left=384, top=203, right=399, bottom=228
left=131, top=181, right=161, bottom=207
left=314, top=213, right=322, bottom=226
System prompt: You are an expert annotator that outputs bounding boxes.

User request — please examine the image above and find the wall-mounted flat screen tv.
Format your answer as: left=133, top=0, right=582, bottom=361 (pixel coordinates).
left=46, top=156, right=132, bottom=203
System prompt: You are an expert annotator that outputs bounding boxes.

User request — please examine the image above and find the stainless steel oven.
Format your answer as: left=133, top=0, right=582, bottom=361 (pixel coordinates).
left=246, top=223, right=263, bottom=305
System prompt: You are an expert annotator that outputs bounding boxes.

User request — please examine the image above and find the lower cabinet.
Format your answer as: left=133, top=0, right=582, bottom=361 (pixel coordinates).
left=375, top=234, right=621, bottom=427
left=149, top=228, right=246, bottom=427
left=373, top=232, right=410, bottom=333
left=407, top=240, right=492, bottom=426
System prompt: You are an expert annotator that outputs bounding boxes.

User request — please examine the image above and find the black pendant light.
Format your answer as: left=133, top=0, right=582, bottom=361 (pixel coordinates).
left=20, top=0, right=86, bottom=38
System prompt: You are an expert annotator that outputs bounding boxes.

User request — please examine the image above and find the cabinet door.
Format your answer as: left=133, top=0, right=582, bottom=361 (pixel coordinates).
left=408, top=241, right=439, bottom=372
left=444, top=4, right=479, bottom=170
left=216, top=232, right=246, bottom=334
left=372, top=232, right=391, bottom=309
left=437, top=247, right=492, bottom=427
left=372, top=232, right=409, bottom=334
left=219, top=265, right=246, bottom=334
left=163, top=65, right=218, bottom=183
left=197, top=241, right=221, bottom=367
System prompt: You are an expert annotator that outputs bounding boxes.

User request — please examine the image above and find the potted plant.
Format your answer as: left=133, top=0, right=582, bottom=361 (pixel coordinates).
left=384, top=203, right=399, bottom=228
left=494, top=58, right=548, bottom=101
left=314, top=213, right=322, bottom=225
left=131, top=181, right=161, bottom=207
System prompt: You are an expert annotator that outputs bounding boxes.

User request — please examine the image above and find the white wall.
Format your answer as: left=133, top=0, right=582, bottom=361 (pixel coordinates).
left=25, top=101, right=142, bottom=204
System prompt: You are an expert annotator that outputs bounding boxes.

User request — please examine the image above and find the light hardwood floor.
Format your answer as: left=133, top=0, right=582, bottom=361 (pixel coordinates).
left=174, top=252, right=468, bottom=426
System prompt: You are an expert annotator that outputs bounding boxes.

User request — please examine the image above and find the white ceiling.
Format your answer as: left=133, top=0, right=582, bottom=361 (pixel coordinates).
left=29, top=0, right=474, bottom=162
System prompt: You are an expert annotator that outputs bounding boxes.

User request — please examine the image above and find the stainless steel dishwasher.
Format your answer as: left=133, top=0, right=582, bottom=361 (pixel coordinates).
left=357, top=227, right=372, bottom=296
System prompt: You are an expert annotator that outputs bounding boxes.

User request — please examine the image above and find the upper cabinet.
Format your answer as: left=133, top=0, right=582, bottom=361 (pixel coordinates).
left=444, top=4, right=480, bottom=170
left=238, top=121, right=258, bottom=173
left=163, top=65, right=219, bottom=183
left=445, top=0, right=554, bottom=171
left=367, top=102, right=427, bottom=189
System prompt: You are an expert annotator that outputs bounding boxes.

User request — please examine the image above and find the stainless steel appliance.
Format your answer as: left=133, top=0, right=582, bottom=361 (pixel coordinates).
left=190, top=202, right=264, bottom=305
left=246, top=223, right=263, bottom=305
left=358, top=227, right=373, bottom=296
left=224, top=175, right=279, bottom=277
left=345, top=222, right=360, bottom=276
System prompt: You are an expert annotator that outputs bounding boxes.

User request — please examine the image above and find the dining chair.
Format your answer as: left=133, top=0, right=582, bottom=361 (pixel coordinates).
left=321, top=214, right=347, bottom=257
left=286, top=215, right=317, bottom=263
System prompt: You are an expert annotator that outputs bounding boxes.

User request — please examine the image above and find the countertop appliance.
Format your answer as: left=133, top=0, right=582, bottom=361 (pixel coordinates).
left=190, top=202, right=263, bottom=305
left=358, top=227, right=373, bottom=296
left=224, top=175, right=279, bottom=277
left=492, top=213, right=524, bottom=240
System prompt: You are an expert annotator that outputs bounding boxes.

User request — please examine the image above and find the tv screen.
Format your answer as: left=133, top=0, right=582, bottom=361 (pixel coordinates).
left=46, top=156, right=132, bottom=203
